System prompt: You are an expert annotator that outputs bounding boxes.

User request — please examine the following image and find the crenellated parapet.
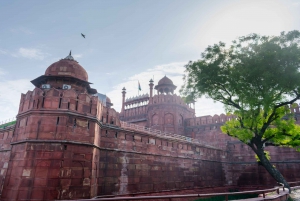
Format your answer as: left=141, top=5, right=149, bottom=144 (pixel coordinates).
left=185, top=113, right=236, bottom=127
left=186, top=103, right=300, bottom=127
left=152, top=93, right=194, bottom=111
left=100, top=104, right=121, bottom=126
left=125, top=93, right=149, bottom=103
left=184, top=104, right=300, bottom=148
left=14, top=87, right=104, bottom=144
left=18, top=87, right=100, bottom=118
left=124, top=105, right=148, bottom=116
left=121, top=94, right=149, bottom=124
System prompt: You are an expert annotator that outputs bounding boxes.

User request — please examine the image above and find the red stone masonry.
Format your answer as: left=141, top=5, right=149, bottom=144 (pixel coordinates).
left=0, top=126, right=14, bottom=196
left=1, top=53, right=300, bottom=201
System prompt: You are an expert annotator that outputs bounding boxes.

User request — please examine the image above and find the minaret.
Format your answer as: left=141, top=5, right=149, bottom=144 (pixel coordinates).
left=122, top=87, right=126, bottom=113
left=149, top=79, right=154, bottom=104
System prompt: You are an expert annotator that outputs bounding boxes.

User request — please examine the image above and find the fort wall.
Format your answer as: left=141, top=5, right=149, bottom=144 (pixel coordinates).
left=226, top=142, right=300, bottom=186
left=184, top=110, right=300, bottom=187
left=98, top=123, right=227, bottom=195
left=1, top=55, right=300, bottom=200
left=2, top=108, right=300, bottom=200
left=0, top=126, right=13, bottom=196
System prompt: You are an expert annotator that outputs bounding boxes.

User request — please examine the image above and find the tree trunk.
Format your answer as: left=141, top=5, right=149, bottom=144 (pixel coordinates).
left=255, top=148, right=291, bottom=193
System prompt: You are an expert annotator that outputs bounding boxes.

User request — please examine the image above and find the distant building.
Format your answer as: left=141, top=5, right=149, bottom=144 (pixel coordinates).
left=120, top=75, right=195, bottom=135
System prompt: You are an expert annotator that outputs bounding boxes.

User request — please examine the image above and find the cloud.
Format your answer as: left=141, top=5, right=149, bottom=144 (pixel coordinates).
left=18, top=48, right=49, bottom=60
left=107, top=62, right=225, bottom=117
left=0, top=49, right=7, bottom=55
left=199, top=0, right=293, bottom=47
left=10, top=27, right=33, bottom=35
left=0, top=68, right=6, bottom=76
left=292, top=2, right=300, bottom=6
left=73, top=54, right=82, bottom=59
left=0, top=62, right=225, bottom=122
left=0, top=79, right=33, bottom=122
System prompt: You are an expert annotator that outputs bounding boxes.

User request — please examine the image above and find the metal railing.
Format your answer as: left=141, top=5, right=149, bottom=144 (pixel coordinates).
left=120, top=121, right=223, bottom=149
left=57, top=182, right=299, bottom=201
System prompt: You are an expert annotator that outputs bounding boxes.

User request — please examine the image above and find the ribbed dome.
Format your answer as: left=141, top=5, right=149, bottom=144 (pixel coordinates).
left=158, top=76, right=173, bottom=85
left=155, top=75, right=177, bottom=94
left=44, top=52, right=88, bottom=82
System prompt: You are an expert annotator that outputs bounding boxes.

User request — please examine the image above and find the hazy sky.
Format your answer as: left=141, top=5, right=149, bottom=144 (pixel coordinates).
left=1, top=0, right=300, bottom=122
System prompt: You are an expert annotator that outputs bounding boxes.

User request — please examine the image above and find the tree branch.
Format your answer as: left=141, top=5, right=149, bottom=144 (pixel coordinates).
left=274, top=91, right=300, bottom=109
left=265, top=142, right=276, bottom=147
left=260, top=111, right=279, bottom=136
left=262, top=135, right=275, bottom=143
left=214, top=82, right=242, bottom=110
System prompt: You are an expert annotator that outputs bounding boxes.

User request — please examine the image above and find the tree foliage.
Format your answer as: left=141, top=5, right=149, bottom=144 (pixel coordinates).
left=181, top=30, right=300, bottom=190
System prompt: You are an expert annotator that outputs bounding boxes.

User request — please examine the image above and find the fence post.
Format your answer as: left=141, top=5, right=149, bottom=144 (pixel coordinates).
left=225, top=194, right=228, bottom=201
left=263, top=192, right=265, bottom=198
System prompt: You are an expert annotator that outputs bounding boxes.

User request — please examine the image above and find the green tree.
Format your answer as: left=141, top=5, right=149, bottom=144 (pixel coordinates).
left=181, top=31, right=300, bottom=191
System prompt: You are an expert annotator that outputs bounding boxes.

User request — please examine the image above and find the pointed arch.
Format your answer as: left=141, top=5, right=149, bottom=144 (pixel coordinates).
left=152, top=114, right=159, bottom=126
left=164, top=113, right=174, bottom=125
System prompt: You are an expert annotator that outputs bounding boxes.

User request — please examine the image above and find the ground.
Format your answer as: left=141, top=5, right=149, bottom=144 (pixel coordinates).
left=290, top=189, right=300, bottom=201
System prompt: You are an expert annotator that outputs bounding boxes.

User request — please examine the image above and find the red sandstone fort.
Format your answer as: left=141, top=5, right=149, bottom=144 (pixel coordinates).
left=0, top=53, right=300, bottom=200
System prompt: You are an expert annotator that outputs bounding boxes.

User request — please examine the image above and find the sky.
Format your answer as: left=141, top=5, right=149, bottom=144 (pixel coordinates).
left=0, top=0, right=300, bottom=122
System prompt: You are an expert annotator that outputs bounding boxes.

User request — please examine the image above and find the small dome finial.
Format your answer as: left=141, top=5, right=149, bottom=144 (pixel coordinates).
left=64, top=50, right=75, bottom=61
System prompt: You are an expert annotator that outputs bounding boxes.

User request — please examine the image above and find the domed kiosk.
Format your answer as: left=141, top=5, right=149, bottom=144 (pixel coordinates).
left=45, top=51, right=88, bottom=81
left=31, top=51, right=97, bottom=94
left=154, top=75, right=177, bottom=94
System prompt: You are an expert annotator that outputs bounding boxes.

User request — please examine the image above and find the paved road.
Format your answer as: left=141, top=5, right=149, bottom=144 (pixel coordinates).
left=290, top=188, right=300, bottom=201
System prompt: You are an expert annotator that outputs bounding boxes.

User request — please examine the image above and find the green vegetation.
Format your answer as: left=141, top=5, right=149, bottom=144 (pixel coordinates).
left=181, top=30, right=300, bottom=192
left=194, top=193, right=258, bottom=201
left=0, top=120, right=16, bottom=129
left=288, top=196, right=294, bottom=201
left=255, top=151, right=271, bottom=162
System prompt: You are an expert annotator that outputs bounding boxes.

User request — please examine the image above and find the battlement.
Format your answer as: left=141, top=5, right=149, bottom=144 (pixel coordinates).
left=120, top=121, right=220, bottom=149
left=185, top=113, right=235, bottom=126
left=152, top=93, right=194, bottom=110
left=17, top=87, right=123, bottom=128
left=125, top=93, right=149, bottom=102
left=19, top=87, right=102, bottom=118
left=123, top=105, right=148, bottom=116
left=186, top=103, right=300, bottom=127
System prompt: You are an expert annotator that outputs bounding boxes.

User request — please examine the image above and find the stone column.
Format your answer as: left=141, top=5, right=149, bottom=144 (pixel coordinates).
left=122, top=87, right=126, bottom=113
left=149, top=79, right=154, bottom=104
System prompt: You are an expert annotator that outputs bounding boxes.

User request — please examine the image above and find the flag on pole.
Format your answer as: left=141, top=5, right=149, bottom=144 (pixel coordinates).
left=138, top=81, right=141, bottom=91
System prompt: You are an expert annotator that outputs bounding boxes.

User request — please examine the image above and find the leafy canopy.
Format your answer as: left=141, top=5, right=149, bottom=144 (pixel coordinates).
left=181, top=30, right=300, bottom=151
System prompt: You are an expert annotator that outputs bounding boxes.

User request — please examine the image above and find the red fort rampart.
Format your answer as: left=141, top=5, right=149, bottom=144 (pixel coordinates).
left=0, top=52, right=300, bottom=200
